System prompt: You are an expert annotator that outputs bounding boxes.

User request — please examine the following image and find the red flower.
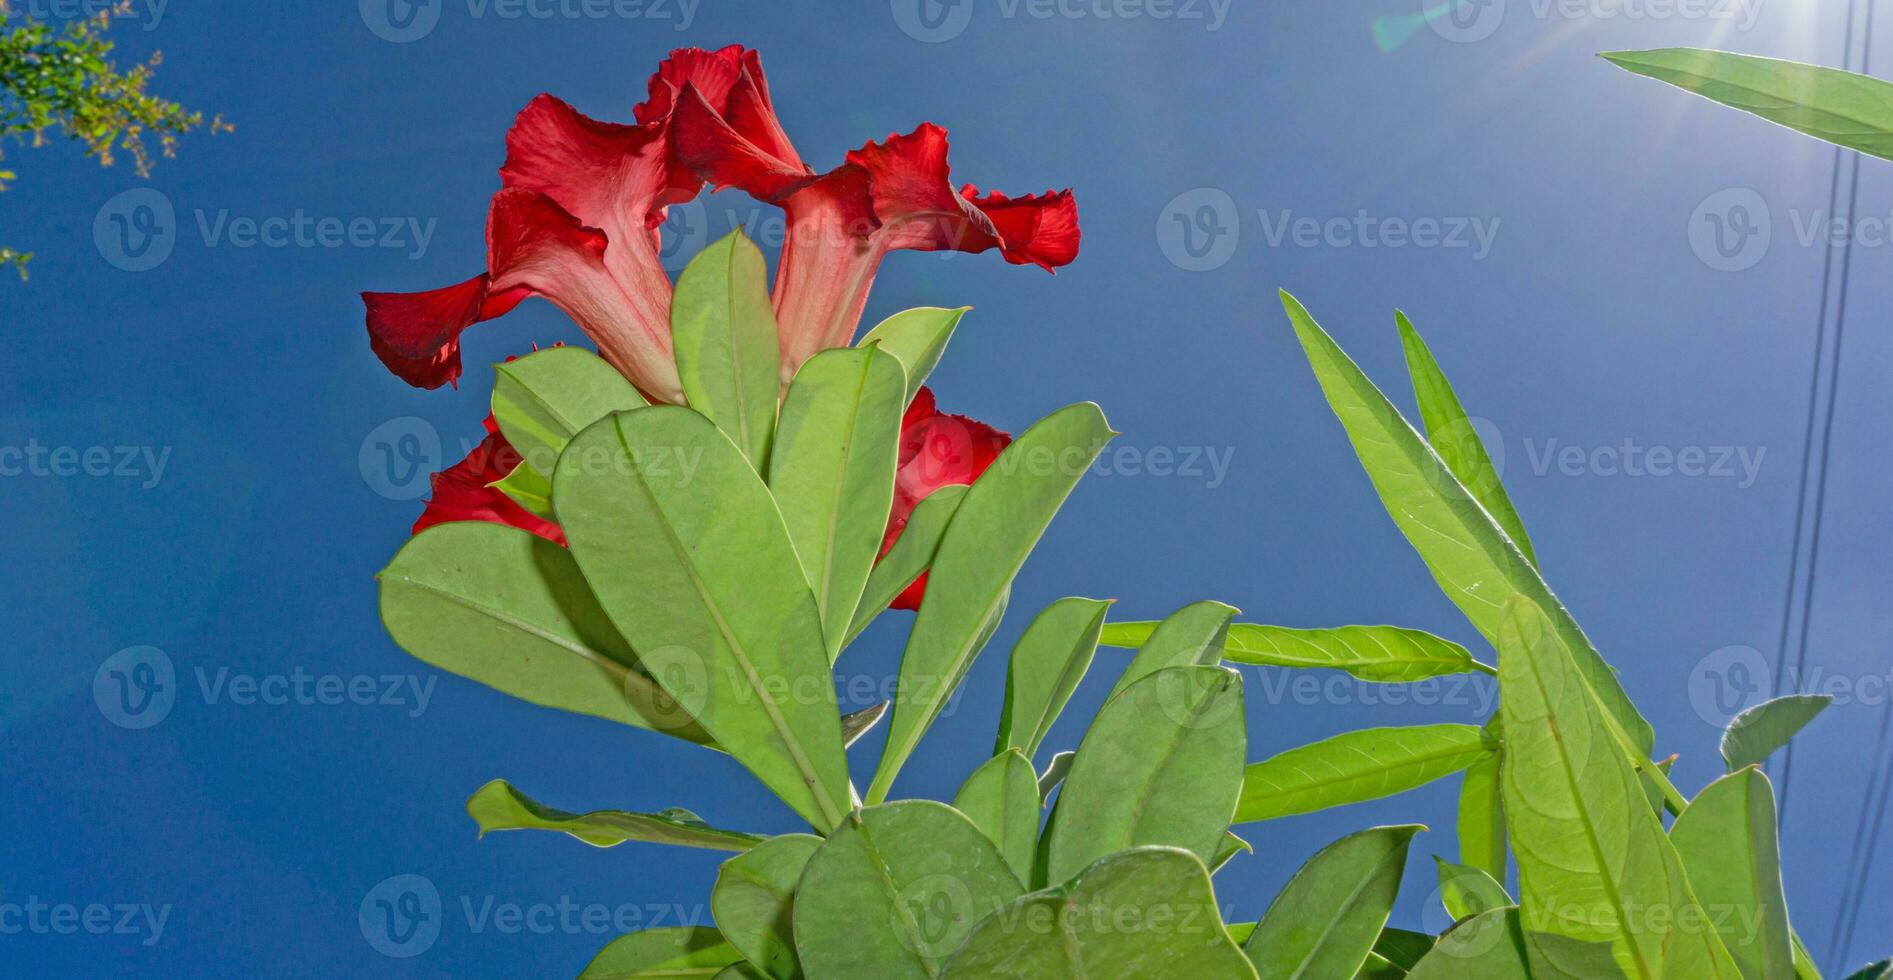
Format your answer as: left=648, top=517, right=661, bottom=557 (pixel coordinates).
left=361, top=45, right=758, bottom=400
left=412, top=418, right=565, bottom=546
left=881, top=388, right=1012, bottom=609
left=670, top=54, right=1080, bottom=382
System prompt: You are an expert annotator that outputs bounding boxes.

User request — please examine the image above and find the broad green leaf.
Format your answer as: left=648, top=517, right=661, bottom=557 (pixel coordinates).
left=1396, top=311, right=1534, bottom=566
left=711, top=834, right=822, bottom=980
left=1104, top=621, right=1487, bottom=683
left=858, top=307, right=966, bottom=405
left=845, top=485, right=967, bottom=646
left=952, top=748, right=1041, bottom=882
left=554, top=407, right=849, bottom=832
left=793, top=801, right=1024, bottom=979
left=466, top=779, right=762, bottom=852
left=1375, top=928, right=1438, bottom=972
left=671, top=230, right=780, bottom=466
left=1670, top=769, right=1794, bottom=980
left=769, top=346, right=907, bottom=658
left=944, top=847, right=1255, bottom=979
left=1496, top=596, right=1739, bottom=979
left=1602, top=49, right=1893, bottom=160
left=492, top=460, right=554, bottom=518
left=1280, top=291, right=1653, bottom=757
left=378, top=522, right=710, bottom=744
left=1403, top=907, right=1529, bottom=980
left=867, top=403, right=1114, bottom=803
left=1211, top=830, right=1253, bottom=874
left=1045, top=665, right=1246, bottom=884
left=995, top=596, right=1113, bottom=757
left=1106, top=600, right=1237, bottom=700
left=1435, top=857, right=1511, bottom=922
left=1038, top=749, right=1076, bottom=803
left=581, top=926, right=745, bottom=978
left=1721, top=695, right=1833, bottom=773
left=1458, top=725, right=1508, bottom=882
left=1237, top=724, right=1491, bottom=823
left=1243, top=825, right=1423, bottom=979
left=491, top=345, right=648, bottom=480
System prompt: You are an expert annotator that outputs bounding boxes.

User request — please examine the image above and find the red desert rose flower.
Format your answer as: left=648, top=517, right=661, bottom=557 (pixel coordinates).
left=412, top=416, right=565, bottom=547
left=881, top=387, right=1012, bottom=610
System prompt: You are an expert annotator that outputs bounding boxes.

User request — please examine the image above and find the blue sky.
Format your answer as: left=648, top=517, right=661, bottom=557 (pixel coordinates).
left=2, top=0, right=1889, bottom=974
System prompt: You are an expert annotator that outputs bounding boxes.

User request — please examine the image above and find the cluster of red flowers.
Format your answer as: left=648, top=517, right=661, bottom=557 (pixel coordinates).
left=363, top=46, right=1078, bottom=608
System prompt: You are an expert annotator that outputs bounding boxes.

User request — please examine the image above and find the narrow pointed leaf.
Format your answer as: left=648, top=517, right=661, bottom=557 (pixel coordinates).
left=1375, top=927, right=1437, bottom=972
left=1106, top=600, right=1237, bottom=700
left=845, top=485, right=967, bottom=646
left=1237, top=724, right=1491, bottom=824
left=1397, top=311, right=1534, bottom=565
left=492, top=345, right=648, bottom=480
left=1456, top=732, right=1509, bottom=882
left=672, top=230, right=780, bottom=466
left=1497, top=596, right=1739, bottom=979
left=793, top=801, right=1024, bottom=979
left=1046, top=665, right=1246, bottom=884
left=711, top=834, right=822, bottom=980
left=1104, top=621, right=1485, bottom=683
left=1038, top=749, right=1075, bottom=804
left=769, top=346, right=907, bottom=658
left=1670, top=769, right=1794, bottom=980
left=1243, top=825, right=1424, bottom=979
left=1602, top=49, right=1893, bottom=160
left=867, top=403, right=1114, bottom=803
left=858, top=307, right=966, bottom=404
left=492, top=460, right=554, bottom=517
left=944, top=847, right=1255, bottom=978
left=378, top=522, right=710, bottom=744
left=1434, top=857, right=1511, bottom=922
left=466, top=780, right=762, bottom=852
left=581, top=927, right=745, bottom=978
left=1845, top=962, right=1892, bottom=980
left=995, top=597, right=1112, bottom=757
left=1211, top=830, right=1253, bottom=874
left=842, top=701, right=890, bottom=747
left=1280, top=291, right=1653, bottom=756
left=555, top=407, right=849, bottom=832
left=1721, top=695, right=1833, bottom=773
left=952, top=748, right=1041, bottom=882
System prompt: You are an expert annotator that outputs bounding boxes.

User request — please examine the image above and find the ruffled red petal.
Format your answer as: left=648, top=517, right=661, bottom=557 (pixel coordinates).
left=361, top=274, right=531, bottom=389
left=880, top=388, right=1011, bottom=610
left=846, top=123, right=1003, bottom=255
left=412, top=428, right=565, bottom=546
left=962, top=185, right=1081, bottom=270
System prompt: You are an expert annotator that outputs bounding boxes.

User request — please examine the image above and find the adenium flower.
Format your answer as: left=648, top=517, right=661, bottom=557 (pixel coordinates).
left=368, top=46, right=1074, bottom=610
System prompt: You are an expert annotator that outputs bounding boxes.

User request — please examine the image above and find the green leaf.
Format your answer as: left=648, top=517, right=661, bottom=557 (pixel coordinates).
left=492, top=460, right=554, bottom=518
left=845, top=485, right=968, bottom=646
left=995, top=597, right=1113, bottom=757
left=1236, top=724, right=1491, bottom=824
left=843, top=701, right=890, bottom=747
left=466, top=779, right=763, bottom=852
left=671, top=230, right=780, bottom=466
left=1045, top=665, right=1246, bottom=885
left=378, top=522, right=710, bottom=744
left=1103, top=621, right=1487, bottom=683
left=1106, top=600, right=1237, bottom=701
left=1844, top=961, right=1892, bottom=980
left=1434, top=857, right=1511, bottom=923
left=952, top=748, right=1041, bottom=883
left=1038, top=750, right=1076, bottom=803
left=1496, top=596, right=1739, bottom=979
left=858, top=307, right=966, bottom=405
left=1211, top=830, right=1253, bottom=874
left=1402, top=907, right=1530, bottom=980
left=944, top=847, right=1255, bottom=979
left=1279, top=291, right=1654, bottom=758
left=1721, top=695, right=1833, bottom=773
left=793, top=801, right=1024, bottom=979
left=1243, top=825, right=1424, bottom=979
left=769, top=346, right=908, bottom=658
left=1396, top=311, right=1534, bottom=566
left=714, top=965, right=770, bottom=980
left=1670, top=769, right=1794, bottom=980
left=581, top=927, right=745, bottom=978
left=492, top=345, right=648, bottom=481
left=711, top=834, right=822, bottom=980
left=1375, top=928, right=1438, bottom=973
left=1602, top=49, right=1893, bottom=160
left=1457, top=731, right=1509, bottom=883
left=867, top=403, right=1114, bottom=803
left=554, top=407, right=850, bottom=832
